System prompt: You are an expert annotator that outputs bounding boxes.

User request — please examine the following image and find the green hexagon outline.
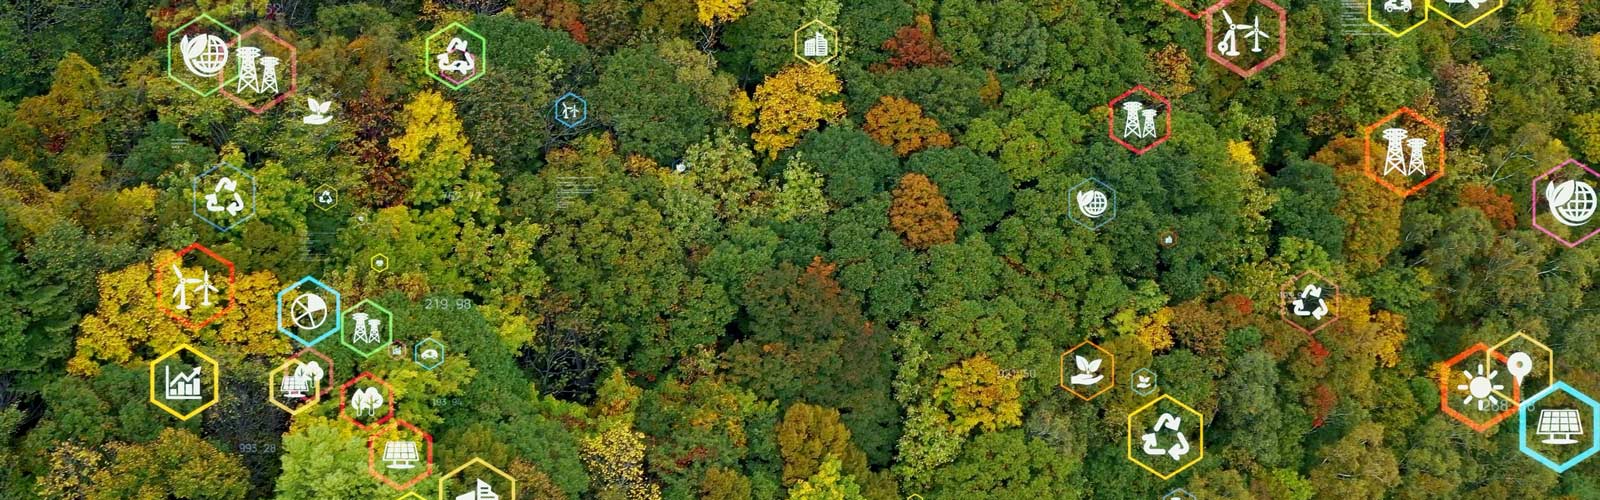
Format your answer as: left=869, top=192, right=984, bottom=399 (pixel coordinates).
left=1428, top=0, right=1502, bottom=28
left=424, top=22, right=487, bottom=90
left=341, top=299, right=394, bottom=358
left=1366, top=0, right=1430, bottom=37
left=165, top=14, right=240, bottom=97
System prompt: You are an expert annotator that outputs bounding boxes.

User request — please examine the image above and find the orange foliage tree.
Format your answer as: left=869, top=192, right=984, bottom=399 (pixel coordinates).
left=1459, top=184, right=1516, bottom=231
left=889, top=173, right=958, bottom=249
left=881, top=15, right=951, bottom=69
left=864, top=96, right=952, bottom=156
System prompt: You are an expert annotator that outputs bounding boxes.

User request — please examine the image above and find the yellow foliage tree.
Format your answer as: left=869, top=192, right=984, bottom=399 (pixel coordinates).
left=697, top=0, right=748, bottom=27
left=863, top=96, right=952, bottom=156
left=747, top=65, right=846, bottom=159
left=888, top=173, right=958, bottom=249
left=933, top=354, right=1022, bottom=434
left=1133, top=306, right=1175, bottom=352
left=580, top=424, right=663, bottom=500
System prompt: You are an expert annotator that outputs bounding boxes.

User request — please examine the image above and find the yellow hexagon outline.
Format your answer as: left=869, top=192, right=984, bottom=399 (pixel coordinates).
left=267, top=358, right=322, bottom=415
left=1366, top=0, right=1430, bottom=37
left=437, top=457, right=517, bottom=500
left=371, top=253, right=392, bottom=273
left=1059, top=340, right=1115, bottom=401
left=312, top=183, right=338, bottom=211
left=395, top=493, right=428, bottom=500
left=148, top=344, right=220, bottom=421
left=792, top=19, right=839, bottom=67
left=1126, top=394, right=1205, bottom=480
left=1428, top=0, right=1502, bottom=28
left=1486, top=331, right=1554, bottom=405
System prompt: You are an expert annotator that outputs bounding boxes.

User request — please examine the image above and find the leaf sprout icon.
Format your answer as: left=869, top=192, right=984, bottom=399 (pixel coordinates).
left=1458, top=360, right=1505, bottom=411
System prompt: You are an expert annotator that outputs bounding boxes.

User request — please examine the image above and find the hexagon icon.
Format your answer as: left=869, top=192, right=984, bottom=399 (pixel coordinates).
left=1363, top=107, right=1446, bottom=197
left=1439, top=343, right=1521, bottom=432
left=371, top=253, right=392, bottom=273
left=1127, top=394, right=1205, bottom=480
left=1059, top=340, right=1115, bottom=401
left=1203, top=0, right=1288, bottom=78
left=439, top=457, right=517, bottom=500
left=553, top=92, right=588, bottom=129
left=1488, top=331, right=1555, bottom=406
left=154, top=243, right=237, bottom=331
left=268, top=357, right=326, bottom=415
left=1429, top=0, right=1502, bottom=28
left=288, top=347, right=337, bottom=399
left=414, top=338, right=446, bottom=371
left=192, top=161, right=256, bottom=232
left=1278, top=270, right=1339, bottom=336
left=149, top=344, right=220, bottom=421
left=394, top=494, right=427, bottom=500
left=1067, top=178, right=1117, bottom=231
left=793, top=19, right=840, bottom=67
left=369, top=419, right=435, bottom=490
left=1367, top=0, right=1429, bottom=37
left=1163, top=488, right=1198, bottom=500
left=312, top=183, right=338, bottom=211
left=218, top=27, right=298, bottom=114
left=1108, top=86, right=1172, bottom=155
left=340, top=372, right=396, bottom=431
left=341, top=299, right=394, bottom=358
left=166, top=14, right=239, bottom=97
left=1131, top=367, right=1159, bottom=397
left=1518, top=382, right=1600, bottom=473
left=427, top=22, right=487, bottom=90
left=1532, top=159, right=1600, bottom=247
left=277, top=276, right=342, bottom=347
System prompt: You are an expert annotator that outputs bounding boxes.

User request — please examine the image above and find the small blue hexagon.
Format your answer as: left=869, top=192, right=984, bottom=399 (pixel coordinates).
left=1519, top=381, right=1600, bottom=473
left=191, top=161, right=257, bottom=232
left=553, top=92, right=588, bottom=129
left=275, top=276, right=342, bottom=347
left=1131, top=367, right=1159, bottom=397
left=1067, top=177, right=1117, bottom=230
left=414, top=338, right=446, bottom=371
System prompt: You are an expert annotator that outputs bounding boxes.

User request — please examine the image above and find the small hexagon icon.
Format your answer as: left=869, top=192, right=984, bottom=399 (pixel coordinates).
left=312, top=184, right=338, bottom=211
left=149, top=344, right=220, bottom=421
left=166, top=14, right=239, bottom=97
left=1108, top=86, right=1173, bottom=155
left=1429, top=0, right=1502, bottom=28
left=1439, top=343, right=1522, bottom=432
left=1363, top=107, right=1446, bottom=198
left=268, top=357, right=326, bottom=415
left=1127, top=394, right=1205, bottom=480
left=368, top=419, right=435, bottom=490
left=1531, top=159, right=1600, bottom=247
left=341, top=299, right=394, bottom=358
left=1059, top=340, right=1115, bottom=401
left=1163, top=488, right=1198, bottom=500
left=1131, top=367, right=1159, bottom=397
left=1203, top=0, right=1288, bottom=78
left=439, top=457, right=517, bottom=500
left=1067, top=178, right=1117, bottom=231
left=1278, top=270, right=1340, bottom=336
left=793, top=19, right=840, bottom=67
left=218, top=27, right=298, bottom=114
left=339, top=372, right=396, bottom=431
left=1367, top=0, right=1429, bottom=37
left=192, top=161, right=257, bottom=232
left=426, top=22, right=487, bottom=90
left=414, top=338, right=446, bottom=371
left=1488, top=331, right=1555, bottom=406
left=371, top=253, right=392, bottom=273
left=277, top=276, right=342, bottom=347
left=154, top=243, right=237, bottom=330
left=1518, top=382, right=1600, bottom=473
left=552, top=92, right=588, bottom=129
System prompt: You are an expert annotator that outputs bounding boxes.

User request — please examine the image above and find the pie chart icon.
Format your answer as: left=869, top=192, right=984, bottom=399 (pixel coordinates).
left=290, top=292, right=328, bottom=330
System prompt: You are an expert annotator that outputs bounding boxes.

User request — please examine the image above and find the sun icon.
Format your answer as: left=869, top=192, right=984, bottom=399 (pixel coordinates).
left=1457, top=361, right=1506, bottom=411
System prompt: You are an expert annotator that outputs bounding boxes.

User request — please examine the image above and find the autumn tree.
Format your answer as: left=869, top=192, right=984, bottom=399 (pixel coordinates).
left=881, top=15, right=951, bottom=69
left=889, top=173, right=958, bottom=249
left=932, top=354, right=1021, bottom=434
left=741, top=65, right=846, bottom=159
left=86, top=428, right=250, bottom=499
left=1458, top=184, right=1516, bottom=230
left=698, top=0, right=749, bottom=27
left=775, top=403, right=868, bottom=486
left=864, top=96, right=952, bottom=157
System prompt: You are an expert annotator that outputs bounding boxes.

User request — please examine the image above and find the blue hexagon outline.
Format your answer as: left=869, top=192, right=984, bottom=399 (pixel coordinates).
left=1518, top=381, right=1600, bottom=473
left=414, top=338, right=446, bottom=371
left=191, top=161, right=257, bottom=232
left=275, top=276, right=343, bottom=347
left=552, top=92, right=588, bottom=129
left=1130, top=367, right=1159, bottom=397
left=1067, top=177, right=1117, bottom=230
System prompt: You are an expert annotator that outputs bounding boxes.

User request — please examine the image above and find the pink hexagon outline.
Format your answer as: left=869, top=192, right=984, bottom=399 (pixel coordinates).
left=1531, top=159, right=1600, bottom=248
left=218, top=26, right=298, bottom=115
left=1203, top=0, right=1289, bottom=78
left=1107, top=85, right=1173, bottom=155
left=338, top=371, right=396, bottom=432
left=367, top=419, right=435, bottom=490
left=1278, top=270, right=1340, bottom=336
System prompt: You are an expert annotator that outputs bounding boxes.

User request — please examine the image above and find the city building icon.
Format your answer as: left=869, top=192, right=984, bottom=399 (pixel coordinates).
left=165, top=366, right=203, bottom=400
left=455, top=479, right=499, bottom=500
left=803, top=31, right=830, bottom=58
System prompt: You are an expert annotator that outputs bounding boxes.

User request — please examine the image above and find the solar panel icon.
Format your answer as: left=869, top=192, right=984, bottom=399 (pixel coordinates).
left=1536, top=408, right=1584, bottom=445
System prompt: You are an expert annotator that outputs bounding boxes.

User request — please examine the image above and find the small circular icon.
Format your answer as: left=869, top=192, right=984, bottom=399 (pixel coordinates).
left=290, top=292, right=328, bottom=330
left=370, top=253, right=391, bottom=273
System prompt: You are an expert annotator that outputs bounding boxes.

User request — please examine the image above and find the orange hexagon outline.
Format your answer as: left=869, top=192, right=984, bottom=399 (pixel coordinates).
left=1439, top=342, right=1521, bottom=432
left=1059, top=340, right=1115, bottom=401
left=1362, top=107, right=1446, bottom=198
left=1278, top=270, right=1341, bottom=336
left=369, top=419, right=435, bottom=491
left=153, top=243, right=237, bottom=331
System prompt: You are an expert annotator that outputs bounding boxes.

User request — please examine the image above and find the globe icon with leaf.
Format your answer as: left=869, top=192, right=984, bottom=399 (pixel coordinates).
left=1546, top=179, right=1597, bottom=227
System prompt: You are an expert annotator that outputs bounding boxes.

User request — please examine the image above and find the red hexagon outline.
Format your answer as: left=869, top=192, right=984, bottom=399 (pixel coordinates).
left=1362, top=107, right=1446, bottom=197
left=1531, top=159, right=1600, bottom=248
left=218, top=26, right=298, bottom=115
left=368, top=419, right=435, bottom=490
left=153, top=243, right=237, bottom=330
left=1203, top=0, right=1289, bottom=78
left=1278, top=270, right=1340, bottom=336
left=287, top=347, right=336, bottom=399
left=1059, top=340, right=1115, bottom=401
left=1163, top=0, right=1226, bottom=19
left=338, top=372, right=396, bottom=431
left=1439, top=343, right=1521, bottom=433
left=1107, top=85, right=1173, bottom=155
